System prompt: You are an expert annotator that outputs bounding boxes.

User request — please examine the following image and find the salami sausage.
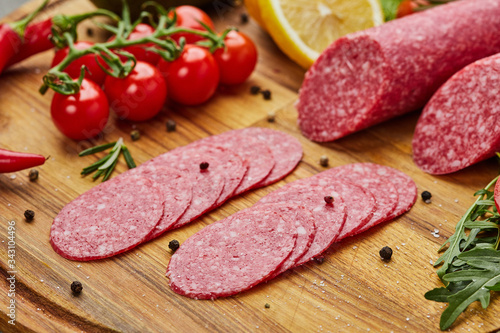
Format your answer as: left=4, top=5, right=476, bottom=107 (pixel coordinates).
left=412, top=53, right=500, bottom=174
left=297, top=0, right=500, bottom=142
left=50, top=176, right=163, bottom=261
left=167, top=206, right=297, bottom=300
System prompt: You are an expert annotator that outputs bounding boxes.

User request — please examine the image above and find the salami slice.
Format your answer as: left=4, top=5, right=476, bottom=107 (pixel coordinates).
left=315, top=178, right=377, bottom=241
left=236, top=127, right=303, bottom=186
left=412, top=53, right=500, bottom=174
left=321, top=163, right=417, bottom=233
left=50, top=176, right=163, bottom=261
left=167, top=206, right=297, bottom=299
left=159, top=144, right=246, bottom=206
left=257, top=178, right=347, bottom=265
left=125, top=165, right=193, bottom=241
left=193, top=129, right=275, bottom=195
left=148, top=145, right=230, bottom=227
left=297, top=0, right=500, bottom=142
left=259, top=204, right=316, bottom=278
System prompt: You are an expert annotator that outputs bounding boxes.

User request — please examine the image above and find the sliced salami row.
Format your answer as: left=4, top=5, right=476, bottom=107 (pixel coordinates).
left=167, top=163, right=417, bottom=299
left=50, top=127, right=303, bottom=261
left=412, top=53, right=500, bottom=175
left=296, top=0, right=500, bottom=142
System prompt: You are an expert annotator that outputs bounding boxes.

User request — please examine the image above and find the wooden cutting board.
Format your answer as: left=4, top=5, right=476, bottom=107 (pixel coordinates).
left=1, top=1, right=499, bottom=332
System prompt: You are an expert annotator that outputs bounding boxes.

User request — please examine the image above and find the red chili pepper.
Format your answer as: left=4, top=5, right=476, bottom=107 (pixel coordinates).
left=0, top=0, right=49, bottom=75
left=0, top=148, right=46, bottom=173
left=6, top=17, right=53, bottom=67
left=0, top=25, right=23, bottom=74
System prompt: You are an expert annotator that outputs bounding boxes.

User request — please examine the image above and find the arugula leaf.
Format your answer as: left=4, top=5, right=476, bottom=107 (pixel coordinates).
left=433, top=177, right=499, bottom=280
left=437, top=249, right=500, bottom=330
left=426, top=175, right=500, bottom=330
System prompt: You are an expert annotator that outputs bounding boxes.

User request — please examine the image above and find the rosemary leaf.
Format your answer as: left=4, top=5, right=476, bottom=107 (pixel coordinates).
left=98, top=138, right=123, bottom=171
left=122, top=145, right=136, bottom=169
left=79, top=141, right=116, bottom=156
left=103, top=158, right=118, bottom=181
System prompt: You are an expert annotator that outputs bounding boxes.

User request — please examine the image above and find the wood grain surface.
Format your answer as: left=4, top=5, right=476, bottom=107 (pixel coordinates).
left=1, top=1, right=499, bottom=332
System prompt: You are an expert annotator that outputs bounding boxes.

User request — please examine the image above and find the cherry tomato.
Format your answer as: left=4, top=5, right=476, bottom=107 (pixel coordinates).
left=396, top=0, right=415, bottom=18
left=51, top=79, right=109, bottom=140
left=157, top=45, right=219, bottom=106
left=52, top=41, right=107, bottom=85
left=104, top=61, right=167, bottom=121
left=171, top=6, right=215, bottom=44
left=109, top=24, right=160, bottom=65
left=213, top=31, right=258, bottom=85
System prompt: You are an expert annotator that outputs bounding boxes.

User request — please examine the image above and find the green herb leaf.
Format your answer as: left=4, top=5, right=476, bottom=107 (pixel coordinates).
left=79, top=138, right=135, bottom=182
left=433, top=177, right=499, bottom=279
left=79, top=141, right=116, bottom=156
left=437, top=249, right=500, bottom=330
left=380, top=0, right=403, bottom=21
left=426, top=174, right=500, bottom=330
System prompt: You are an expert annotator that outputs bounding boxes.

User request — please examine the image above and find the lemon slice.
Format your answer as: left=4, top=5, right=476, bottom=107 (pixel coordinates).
left=245, top=0, right=266, bottom=28
left=258, top=0, right=384, bottom=68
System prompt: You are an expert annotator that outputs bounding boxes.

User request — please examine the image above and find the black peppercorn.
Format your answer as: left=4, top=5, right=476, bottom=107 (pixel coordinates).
left=313, top=256, right=325, bottom=264
left=199, top=162, right=209, bottom=171
left=421, top=191, right=432, bottom=203
left=240, top=13, right=249, bottom=24
left=169, top=239, right=180, bottom=252
left=264, top=303, right=270, bottom=309
left=71, top=281, right=83, bottom=294
left=24, top=209, right=35, bottom=222
left=166, top=120, right=177, bottom=132
left=319, top=156, right=329, bottom=167
left=267, top=112, right=276, bottom=123
left=250, top=85, right=261, bottom=95
left=324, top=196, right=334, bottom=204
left=29, top=169, right=39, bottom=181
left=130, top=130, right=140, bottom=141
left=261, top=89, right=272, bottom=100
left=379, top=246, right=393, bottom=260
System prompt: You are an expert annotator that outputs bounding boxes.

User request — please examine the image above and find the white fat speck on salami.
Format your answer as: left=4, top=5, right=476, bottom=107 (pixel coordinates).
left=125, top=165, right=193, bottom=241
left=166, top=207, right=297, bottom=300
left=50, top=176, right=163, bottom=261
left=258, top=204, right=316, bottom=278
left=256, top=178, right=347, bottom=265
left=297, top=0, right=500, bottom=142
left=413, top=53, right=500, bottom=174
left=192, top=129, right=275, bottom=195
left=236, top=127, right=302, bottom=186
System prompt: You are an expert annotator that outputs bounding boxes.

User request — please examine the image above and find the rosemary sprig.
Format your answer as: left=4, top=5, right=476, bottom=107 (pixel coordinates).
left=79, top=138, right=136, bottom=181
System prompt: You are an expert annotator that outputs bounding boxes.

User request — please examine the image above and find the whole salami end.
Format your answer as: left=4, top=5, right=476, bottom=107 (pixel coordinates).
left=50, top=176, right=163, bottom=261
left=297, top=0, right=500, bottom=142
left=167, top=207, right=297, bottom=300
left=412, top=54, right=500, bottom=174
